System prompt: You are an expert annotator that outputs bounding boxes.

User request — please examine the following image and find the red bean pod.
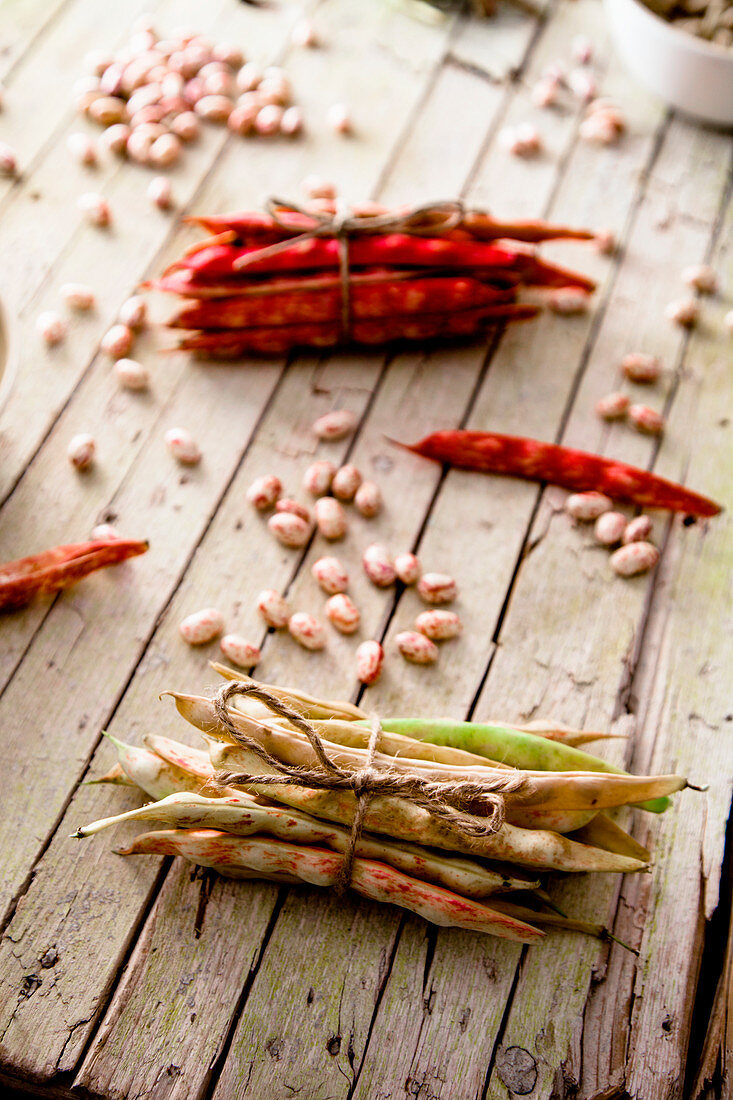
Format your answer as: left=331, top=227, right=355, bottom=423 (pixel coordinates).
left=0, top=538, right=149, bottom=612
left=399, top=430, right=721, bottom=517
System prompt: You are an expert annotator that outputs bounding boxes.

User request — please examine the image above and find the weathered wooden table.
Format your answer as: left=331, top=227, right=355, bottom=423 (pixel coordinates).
left=0, top=0, right=731, bottom=1096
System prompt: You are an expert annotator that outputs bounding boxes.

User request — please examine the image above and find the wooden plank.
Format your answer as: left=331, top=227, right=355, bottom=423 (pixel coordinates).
left=0, top=0, right=70, bottom=81
left=0, top=1, right=457, bottom=1086
left=474, top=119, right=731, bottom=1100
left=350, top=4, right=678, bottom=1095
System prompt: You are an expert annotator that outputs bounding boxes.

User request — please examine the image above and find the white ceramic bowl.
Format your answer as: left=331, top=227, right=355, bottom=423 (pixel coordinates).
left=604, top=0, right=733, bottom=127
left=0, top=296, right=16, bottom=415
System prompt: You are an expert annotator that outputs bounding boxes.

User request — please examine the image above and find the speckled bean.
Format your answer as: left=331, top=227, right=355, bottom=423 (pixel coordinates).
left=394, top=552, right=421, bottom=585
left=594, top=511, right=627, bottom=546
left=325, top=593, right=360, bottom=634
left=118, top=296, right=147, bottom=330
left=275, top=498, right=311, bottom=523
left=363, top=544, right=396, bottom=587
left=595, top=392, right=630, bottom=421
left=331, top=464, right=362, bottom=501
left=165, top=427, right=201, bottom=465
left=114, top=357, right=150, bottom=391
left=547, top=288, right=590, bottom=314
left=67, top=433, right=95, bottom=470
left=268, top=512, right=311, bottom=548
left=621, top=353, right=661, bottom=384
left=288, top=612, right=327, bottom=650
left=565, top=492, right=613, bottom=521
left=312, top=409, right=357, bottom=440
left=354, top=480, right=382, bottom=518
left=415, top=609, right=462, bottom=641
left=256, top=589, right=291, bottom=629
left=665, top=298, right=699, bottom=327
left=179, top=607, right=224, bottom=645
left=312, top=556, right=349, bottom=595
left=417, top=573, right=457, bottom=605
left=314, top=497, right=347, bottom=540
left=60, top=283, right=95, bottom=311
left=610, top=542, right=659, bottom=577
left=303, top=460, right=336, bottom=496
left=220, top=634, right=261, bottom=669
left=356, top=640, right=384, bottom=684
left=622, top=515, right=653, bottom=544
left=396, top=631, right=439, bottom=665
left=682, top=264, right=717, bottom=294
left=101, top=324, right=134, bottom=359
left=36, top=311, right=68, bottom=346
left=628, top=404, right=664, bottom=435
left=246, top=475, right=282, bottom=510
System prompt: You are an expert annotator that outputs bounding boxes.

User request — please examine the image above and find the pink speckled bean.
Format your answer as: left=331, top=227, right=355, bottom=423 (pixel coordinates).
left=268, top=512, right=311, bottom=548
left=621, top=353, right=661, bottom=384
left=275, top=498, right=311, bottom=523
left=312, top=556, right=348, bottom=595
left=67, top=433, right=95, bottom=470
left=595, top=392, right=630, bottom=421
left=325, top=593, right=360, bottom=634
left=565, top=492, right=613, bottom=521
left=220, top=634, right=261, bottom=669
left=363, top=544, right=396, bottom=587
left=118, top=296, right=147, bottom=330
left=37, top=311, right=68, bottom=346
left=415, top=609, right=462, bottom=641
left=622, top=515, right=653, bottom=544
left=314, top=497, right=347, bottom=540
left=547, top=288, right=590, bottom=315
left=101, top=324, right=134, bottom=359
left=628, top=404, right=664, bottom=435
left=396, top=630, right=439, bottom=665
left=114, top=358, right=150, bottom=391
left=356, top=640, right=384, bottom=684
left=681, top=264, right=717, bottom=294
left=179, top=607, right=224, bottom=645
left=331, top=464, right=362, bottom=501
left=165, top=427, right=201, bottom=466
left=665, top=298, right=699, bottom=327
left=246, top=475, right=282, bottom=511
left=91, top=522, right=120, bottom=540
left=594, top=511, right=627, bottom=546
left=256, top=589, right=291, bottom=628
left=354, top=480, right=382, bottom=518
left=417, top=573, right=457, bottom=605
left=303, top=460, right=336, bottom=496
left=312, top=409, right=357, bottom=441
left=394, top=552, right=421, bottom=585
left=610, top=542, right=659, bottom=577
left=288, top=612, right=326, bottom=650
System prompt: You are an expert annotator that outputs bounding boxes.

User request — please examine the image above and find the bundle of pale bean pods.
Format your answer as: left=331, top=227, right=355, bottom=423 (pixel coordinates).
left=77, top=670, right=687, bottom=942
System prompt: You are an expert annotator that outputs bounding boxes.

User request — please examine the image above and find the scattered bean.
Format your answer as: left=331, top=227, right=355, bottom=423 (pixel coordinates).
left=572, top=34, right=593, bottom=63
left=363, top=544, right=396, bottom=587
left=682, top=264, right=717, bottom=294
left=354, top=480, right=382, bottom=518
left=394, top=552, right=421, bottom=585
left=594, top=511, right=627, bottom=546
left=665, top=298, right=699, bottom=327
left=101, top=324, right=134, bottom=358
left=67, top=132, right=97, bottom=166
left=303, top=460, right=336, bottom=496
left=314, top=496, right=348, bottom=540
left=269, top=512, right=311, bottom=548
left=594, top=228, right=616, bottom=255
left=499, top=122, right=542, bottom=157
left=220, top=634, right=261, bottom=669
left=228, top=104, right=256, bottom=135
left=326, top=102, right=351, bottom=133
left=170, top=111, right=200, bottom=141
left=356, top=640, right=384, bottom=684
left=118, top=295, right=147, bottom=330
left=179, top=607, right=224, bottom=645
left=565, top=491, right=613, bottom=521
left=67, top=432, right=96, bottom=470
left=547, top=288, right=590, bottom=314
left=60, top=283, right=95, bottom=311
left=91, top=522, right=120, bottom=540
left=194, top=94, right=233, bottom=122
left=415, top=609, right=462, bottom=641
left=114, top=357, right=150, bottom=391
left=291, top=18, right=318, bottom=47
left=256, top=589, right=291, bottom=628
left=148, top=175, right=174, bottom=209
left=396, top=630, right=439, bottom=665
left=246, top=475, right=282, bottom=510
left=100, top=123, right=131, bottom=155
left=531, top=75, right=559, bottom=108
left=610, top=541, right=659, bottom=577
left=628, top=404, right=664, bottom=435
left=279, top=106, right=303, bottom=136
left=77, top=191, right=111, bottom=226
left=88, top=95, right=127, bottom=125
left=275, top=498, right=311, bottom=522
left=417, top=572, right=457, bottom=605
left=254, top=105, right=283, bottom=135
left=149, top=133, right=182, bottom=167
left=288, top=612, right=326, bottom=650
left=331, top=464, right=362, bottom=501
left=623, top=515, right=653, bottom=544
left=325, top=593, right=360, bottom=634
left=312, top=556, right=349, bottom=595
left=567, top=68, right=596, bottom=101
left=312, top=409, right=357, bottom=440
left=621, top=352, right=661, bottom=384
left=164, top=426, right=201, bottom=465
left=0, top=142, right=18, bottom=175
left=595, top=391, right=630, bottom=421
left=36, top=310, right=68, bottom=346
left=236, top=62, right=262, bottom=93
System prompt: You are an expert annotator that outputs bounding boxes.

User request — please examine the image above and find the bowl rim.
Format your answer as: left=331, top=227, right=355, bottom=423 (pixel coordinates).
left=616, top=0, right=733, bottom=62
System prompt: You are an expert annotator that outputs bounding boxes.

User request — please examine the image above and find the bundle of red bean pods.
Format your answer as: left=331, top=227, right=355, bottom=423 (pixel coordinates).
left=157, top=200, right=600, bottom=355
left=77, top=673, right=689, bottom=942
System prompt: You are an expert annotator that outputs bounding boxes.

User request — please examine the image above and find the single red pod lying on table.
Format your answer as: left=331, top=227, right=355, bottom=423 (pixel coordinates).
left=398, top=430, right=722, bottom=518
left=0, top=537, right=149, bottom=612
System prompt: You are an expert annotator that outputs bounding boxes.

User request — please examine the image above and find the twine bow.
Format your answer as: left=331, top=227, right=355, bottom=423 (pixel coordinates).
left=231, top=198, right=467, bottom=339
left=213, top=680, right=526, bottom=893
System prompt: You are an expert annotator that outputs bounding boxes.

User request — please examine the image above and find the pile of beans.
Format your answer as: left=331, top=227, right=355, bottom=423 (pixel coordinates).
left=642, top=0, right=733, bottom=46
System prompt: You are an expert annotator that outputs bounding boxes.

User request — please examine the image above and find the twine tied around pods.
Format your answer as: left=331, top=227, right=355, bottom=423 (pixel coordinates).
left=231, top=198, right=467, bottom=340
left=212, top=679, right=528, bottom=894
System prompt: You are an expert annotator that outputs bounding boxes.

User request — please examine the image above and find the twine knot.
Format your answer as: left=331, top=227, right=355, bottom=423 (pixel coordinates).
left=211, top=680, right=527, bottom=894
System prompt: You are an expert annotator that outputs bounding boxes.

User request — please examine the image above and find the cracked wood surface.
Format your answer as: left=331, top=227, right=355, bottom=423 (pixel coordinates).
left=0, top=0, right=731, bottom=1097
